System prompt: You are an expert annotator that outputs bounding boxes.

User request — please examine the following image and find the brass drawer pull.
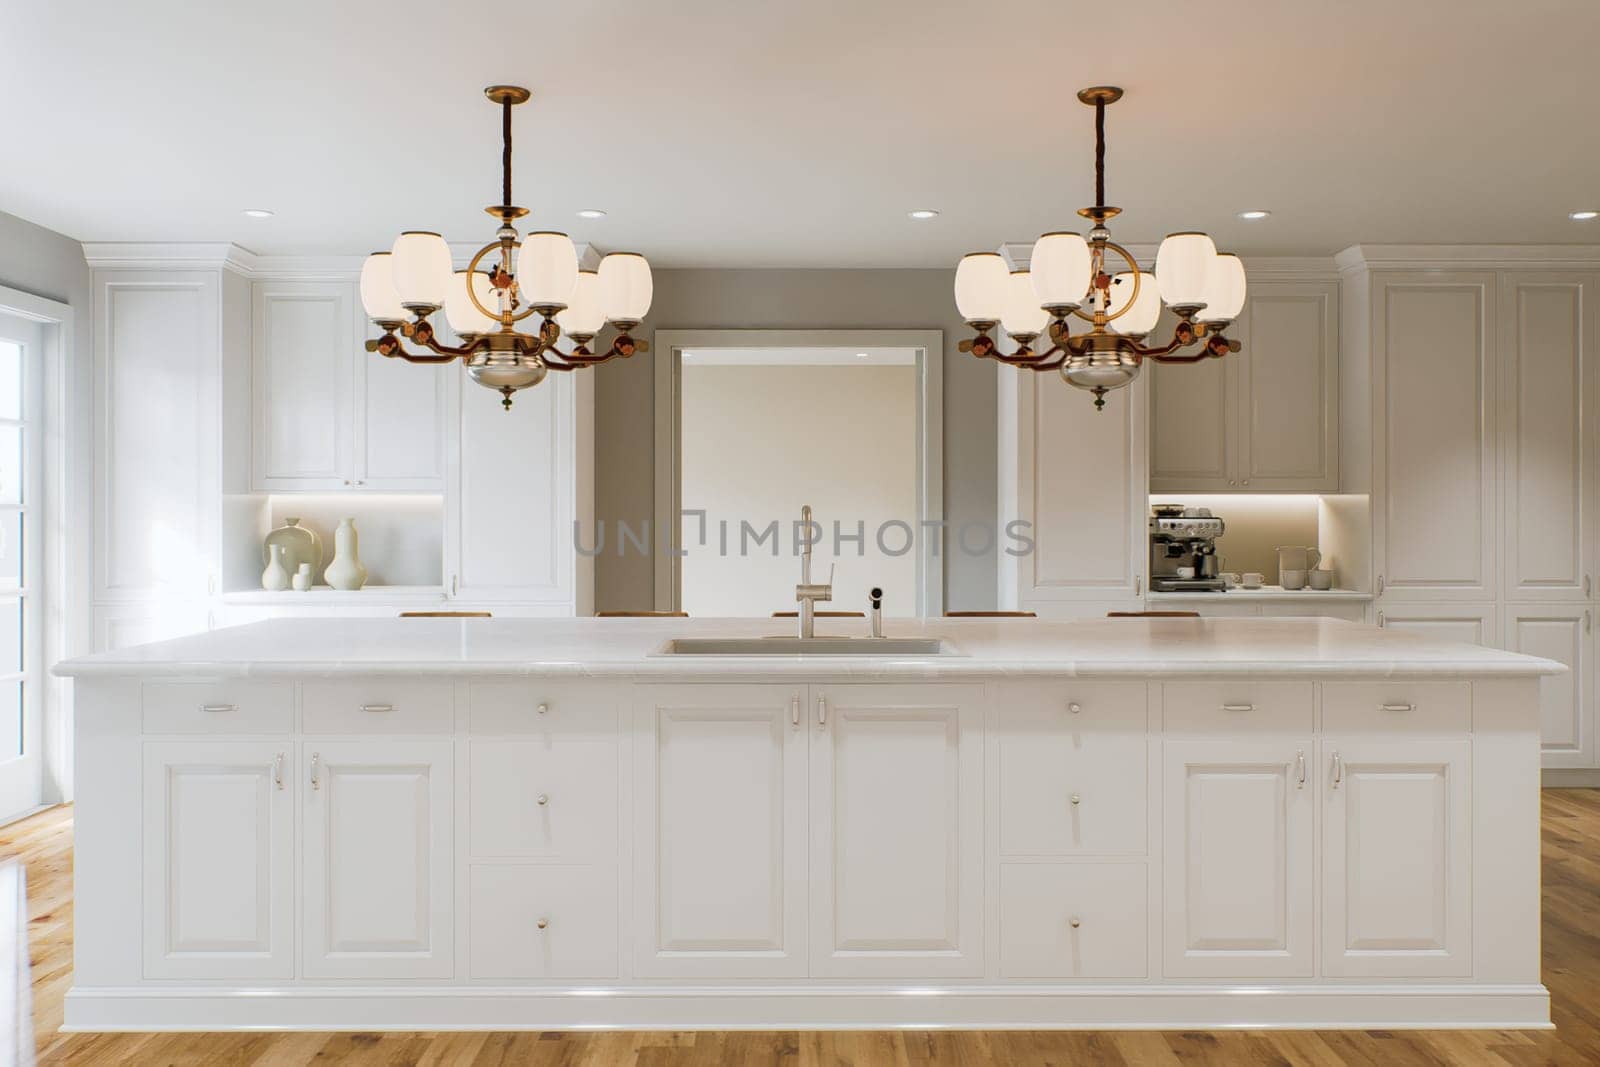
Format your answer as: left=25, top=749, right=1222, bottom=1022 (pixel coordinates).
left=361, top=703, right=395, bottom=713
left=1380, top=702, right=1415, bottom=713
left=1221, top=703, right=1255, bottom=713
left=536, top=917, right=549, bottom=930
left=199, top=703, right=237, bottom=713
left=536, top=793, right=549, bottom=806
left=536, top=702, right=549, bottom=715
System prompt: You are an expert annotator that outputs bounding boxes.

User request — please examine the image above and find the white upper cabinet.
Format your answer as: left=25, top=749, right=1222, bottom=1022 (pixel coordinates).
left=1001, top=367, right=1148, bottom=610
left=252, top=280, right=445, bottom=492
left=1498, top=272, right=1597, bottom=601
left=1371, top=272, right=1498, bottom=601
left=1149, top=280, right=1339, bottom=493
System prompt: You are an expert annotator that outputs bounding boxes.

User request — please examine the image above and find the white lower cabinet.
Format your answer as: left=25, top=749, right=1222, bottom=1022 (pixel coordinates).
left=301, top=740, right=455, bottom=979
left=1503, top=604, right=1595, bottom=768
left=631, top=685, right=809, bottom=978
left=808, top=684, right=984, bottom=978
left=1321, top=739, right=1472, bottom=977
left=469, top=865, right=618, bottom=979
left=999, top=862, right=1148, bottom=979
left=141, top=742, right=294, bottom=979
left=1161, top=739, right=1314, bottom=978
left=632, top=683, right=982, bottom=979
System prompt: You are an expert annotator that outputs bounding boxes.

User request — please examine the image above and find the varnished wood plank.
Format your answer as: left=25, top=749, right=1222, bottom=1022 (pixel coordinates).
left=5, top=793, right=1600, bottom=1066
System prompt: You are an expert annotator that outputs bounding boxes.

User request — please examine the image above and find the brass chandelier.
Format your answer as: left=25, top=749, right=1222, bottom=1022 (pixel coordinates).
left=953, top=86, right=1245, bottom=409
left=359, top=86, right=652, bottom=409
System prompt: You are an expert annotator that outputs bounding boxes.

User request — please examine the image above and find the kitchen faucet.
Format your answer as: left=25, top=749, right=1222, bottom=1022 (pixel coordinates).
left=794, top=504, right=833, bottom=638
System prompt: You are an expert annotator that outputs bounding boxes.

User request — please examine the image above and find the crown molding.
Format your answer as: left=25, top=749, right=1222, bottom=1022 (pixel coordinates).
left=82, top=241, right=603, bottom=280
left=1337, top=243, right=1600, bottom=274
left=82, top=242, right=260, bottom=274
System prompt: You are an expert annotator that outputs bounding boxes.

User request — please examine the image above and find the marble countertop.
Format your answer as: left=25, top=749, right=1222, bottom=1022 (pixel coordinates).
left=52, top=616, right=1564, bottom=680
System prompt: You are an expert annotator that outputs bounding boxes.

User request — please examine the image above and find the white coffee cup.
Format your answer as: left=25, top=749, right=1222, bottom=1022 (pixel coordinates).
left=1241, top=572, right=1264, bottom=589
left=1176, top=566, right=1196, bottom=579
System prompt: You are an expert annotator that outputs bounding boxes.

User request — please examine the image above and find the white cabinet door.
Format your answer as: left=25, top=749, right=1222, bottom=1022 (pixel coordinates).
left=93, top=271, right=219, bottom=604
left=1499, top=273, right=1597, bottom=601
left=355, top=320, right=448, bottom=490
left=808, top=684, right=983, bottom=978
left=1376, top=603, right=1498, bottom=645
left=1147, top=312, right=1234, bottom=492
left=141, top=742, right=293, bottom=979
left=1161, top=739, right=1313, bottom=978
left=1504, top=604, right=1595, bottom=768
left=1012, top=369, right=1148, bottom=604
left=632, top=684, right=808, bottom=978
left=1372, top=272, right=1498, bottom=601
left=252, top=282, right=356, bottom=490
left=1321, top=739, right=1472, bottom=977
left=448, top=370, right=574, bottom=604
left=1237, top=281, right=1339, bottom=492
left=301, top=741, right=454, bottom=978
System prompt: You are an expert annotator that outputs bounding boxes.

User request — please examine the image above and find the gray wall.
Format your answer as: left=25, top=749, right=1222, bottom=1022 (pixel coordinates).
left=0, top=208, right=89, bottom=337
left=593, top=268, right=998, bottom=614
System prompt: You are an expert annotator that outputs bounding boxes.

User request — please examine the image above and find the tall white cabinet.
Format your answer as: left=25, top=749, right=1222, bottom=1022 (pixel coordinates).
left=1343, top=248, right=1600, bottom=774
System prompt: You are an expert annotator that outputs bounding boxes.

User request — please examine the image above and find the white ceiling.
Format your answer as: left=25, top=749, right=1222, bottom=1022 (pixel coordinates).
left=4, top=1, right=1598, bottom=267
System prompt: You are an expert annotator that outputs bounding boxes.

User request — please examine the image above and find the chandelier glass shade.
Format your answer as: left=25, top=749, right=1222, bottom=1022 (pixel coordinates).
left=360, top=86, right=652, bottom=409
left=953, top=86, right=1245, bottom=409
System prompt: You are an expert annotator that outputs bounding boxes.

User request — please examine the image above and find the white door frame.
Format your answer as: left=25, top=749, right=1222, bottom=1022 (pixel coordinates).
left=653, top=329, right=944, bottom=617
left=0, top=284, right=79, bottom=817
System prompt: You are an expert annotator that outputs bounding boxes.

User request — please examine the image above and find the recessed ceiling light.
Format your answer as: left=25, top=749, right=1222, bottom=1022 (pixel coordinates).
left=1570, top=210, right=1599, bottom=221
left=908, top=209, right=939, bottom=220
left=577, top=209, right=607, bottom=219
left=1237, top=209, right=1270, bottom=220
left=242, top=208, right=275, bottom=219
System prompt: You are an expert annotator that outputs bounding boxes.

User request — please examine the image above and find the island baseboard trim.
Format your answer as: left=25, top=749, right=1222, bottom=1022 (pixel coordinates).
left=62, top=984, right=1554, bottom=1032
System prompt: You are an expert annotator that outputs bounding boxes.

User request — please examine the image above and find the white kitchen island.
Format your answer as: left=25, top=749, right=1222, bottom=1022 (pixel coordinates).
left=54, top=616, right=1561, bottom=1031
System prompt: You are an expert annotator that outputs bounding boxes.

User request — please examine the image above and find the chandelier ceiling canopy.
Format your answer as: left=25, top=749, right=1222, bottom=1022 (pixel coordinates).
left=953, top=86, right=1245, bottom=409
left=359, top=86, right=652, bottom=409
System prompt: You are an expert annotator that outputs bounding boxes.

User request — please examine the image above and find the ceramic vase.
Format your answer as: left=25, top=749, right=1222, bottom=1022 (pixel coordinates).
left=263, top=517, right=322, bottom=578
left=324, top=518, right=368, bottom=591
left=292, top=562, right=312, bottom=592
left=261, top=544, right=291, bottom=591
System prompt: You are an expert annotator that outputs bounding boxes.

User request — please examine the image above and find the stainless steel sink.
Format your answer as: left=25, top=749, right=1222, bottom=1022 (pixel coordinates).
left=657, top=636, right=954, bottom=656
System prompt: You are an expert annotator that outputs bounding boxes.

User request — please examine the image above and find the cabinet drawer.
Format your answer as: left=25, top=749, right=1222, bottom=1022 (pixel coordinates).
left=142, top=681, right=293, bottom=734
left=468, top=739, right=619, bottom=860
left=1322, top=682, right=1470, bottom=734
left=997, top=683, right=1147, bottom=855
left=469, top=864, right=619, bottom=978
left=301, top=679, right=454, bottom=734
left=1163, top=682, right=1313, bottom=733
left=999, top=862, right=1148, bottom=978
left=469, top=681, right=618, bottom=735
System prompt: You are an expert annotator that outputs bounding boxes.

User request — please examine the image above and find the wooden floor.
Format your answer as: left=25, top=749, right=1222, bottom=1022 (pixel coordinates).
left=4, top=792, right=1600, bottom=1065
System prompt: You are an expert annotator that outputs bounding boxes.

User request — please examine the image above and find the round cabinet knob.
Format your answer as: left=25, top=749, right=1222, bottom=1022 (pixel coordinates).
left=536, top=702, right=549, bottom=715
left=536, top=793, right=549, bottom=806
left=536, top=917, right=549, bottom=930
left=1067, top=702, right=1082, bottom=715
left=1070, top=793, right=1081, bottom=806
left=1069, top=916, right=1082, bottom=929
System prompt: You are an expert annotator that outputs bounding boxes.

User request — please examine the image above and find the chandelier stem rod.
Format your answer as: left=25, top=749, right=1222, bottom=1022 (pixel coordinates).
left=501, top=96, right=513, bottom=209
left=1094, top=98, right=1106, bottom=210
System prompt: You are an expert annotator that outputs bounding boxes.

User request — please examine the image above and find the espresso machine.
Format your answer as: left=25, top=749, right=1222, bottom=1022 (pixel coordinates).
left=1148, top=505, right=1227, bottom=592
